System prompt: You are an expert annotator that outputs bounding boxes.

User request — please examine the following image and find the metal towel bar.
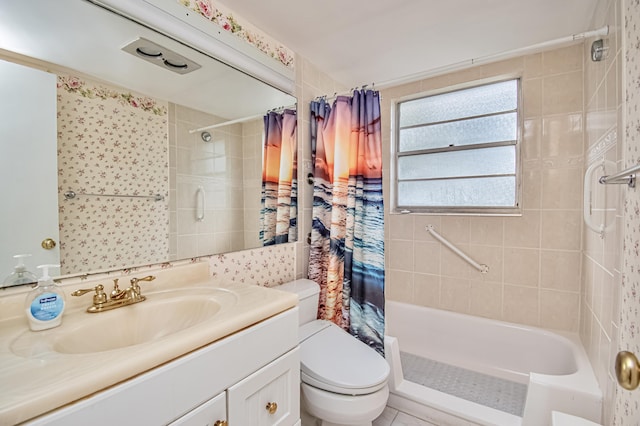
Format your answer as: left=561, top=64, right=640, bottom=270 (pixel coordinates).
left=599, top=162, right=640, bottom=188
left=426, top=225, right=489, bottom=274
left=63, top=190, right=164, bottom=202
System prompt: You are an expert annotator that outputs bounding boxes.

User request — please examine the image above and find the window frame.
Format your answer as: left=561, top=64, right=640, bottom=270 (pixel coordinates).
left=391, top=76, right=523, bottom=216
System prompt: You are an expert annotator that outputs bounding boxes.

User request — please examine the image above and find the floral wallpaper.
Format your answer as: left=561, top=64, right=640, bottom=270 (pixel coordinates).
left=56, top=243, right=297, bottom=288
left=614, top=1, right=640, bottom=424
left=57, top=75, right=169, bottom=274
left=57, top=76, right=167, bottom=115
left=178, top=0, right=294, bottom=68
left=208, top=243, right=296, bottom=287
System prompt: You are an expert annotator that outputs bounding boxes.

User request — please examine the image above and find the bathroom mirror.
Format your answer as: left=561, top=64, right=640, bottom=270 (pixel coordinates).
left=0, top=0, right=297, bottom=283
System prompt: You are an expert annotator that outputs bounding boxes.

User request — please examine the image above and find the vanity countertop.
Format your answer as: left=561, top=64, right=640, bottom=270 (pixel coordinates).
left=0, top=271, right=297, bottom=425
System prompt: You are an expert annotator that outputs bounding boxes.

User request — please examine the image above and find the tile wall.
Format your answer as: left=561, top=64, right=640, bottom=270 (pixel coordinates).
left=580, top=0, right=623, bottom=423
left=168, top=104, right=247, bottom=260
left=380, top=44, right=586, bottom=332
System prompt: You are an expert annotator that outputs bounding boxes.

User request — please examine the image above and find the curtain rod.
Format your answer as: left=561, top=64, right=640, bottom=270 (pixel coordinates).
left=313, top=84, right=380, bottom=103
left=375, top=26, right=609, bottom=89
left=188, top=103, right=296, bottom=134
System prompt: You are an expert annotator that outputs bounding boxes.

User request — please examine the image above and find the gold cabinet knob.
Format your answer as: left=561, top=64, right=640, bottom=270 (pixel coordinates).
left=41, top=238, right=57, bottom=250
left=213, top=421, right=227, bottom=426
left=266, top=401, right=278, bottom=415
left=616, top=351, right=640, bottom=391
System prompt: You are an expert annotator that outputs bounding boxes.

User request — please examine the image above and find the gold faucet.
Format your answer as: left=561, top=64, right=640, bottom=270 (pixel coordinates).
left=71, top=275, right=156, bottom=313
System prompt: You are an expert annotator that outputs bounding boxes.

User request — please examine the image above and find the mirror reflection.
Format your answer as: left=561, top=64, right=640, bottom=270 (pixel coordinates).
left=0, top=0, right=297, bottom=285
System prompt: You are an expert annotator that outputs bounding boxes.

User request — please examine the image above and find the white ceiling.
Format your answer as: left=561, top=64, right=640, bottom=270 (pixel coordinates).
left=226, top=0, right=600, bottom=87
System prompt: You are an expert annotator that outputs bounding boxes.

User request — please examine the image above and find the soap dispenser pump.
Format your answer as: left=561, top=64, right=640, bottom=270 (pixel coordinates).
left=25, top=264, right=65, bottom=331
left=3, top=254, right=38, bottom=288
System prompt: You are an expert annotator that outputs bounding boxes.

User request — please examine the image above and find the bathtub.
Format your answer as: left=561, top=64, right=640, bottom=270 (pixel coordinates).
left=384, top=301, right=602, bottom=426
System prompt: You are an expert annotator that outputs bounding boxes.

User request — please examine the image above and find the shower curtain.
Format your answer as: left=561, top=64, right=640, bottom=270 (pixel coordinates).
left=309, top=90, right=385, bottom=355
left=260, top=109, right=298, bottom=246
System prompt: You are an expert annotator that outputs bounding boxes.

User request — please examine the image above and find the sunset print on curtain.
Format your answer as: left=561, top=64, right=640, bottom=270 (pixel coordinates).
left=309, top=90, right=385, bottom=355
left=260, top=109, right=298, bottom=246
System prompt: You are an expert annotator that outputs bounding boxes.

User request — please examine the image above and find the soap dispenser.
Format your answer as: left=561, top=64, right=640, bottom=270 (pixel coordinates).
left=3, top=254, right=38, bottom=288
left=25, top=264, right=65, bottom=331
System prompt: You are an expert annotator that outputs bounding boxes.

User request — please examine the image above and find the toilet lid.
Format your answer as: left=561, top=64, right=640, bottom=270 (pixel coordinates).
left=300, top=322, right=389, bottom=395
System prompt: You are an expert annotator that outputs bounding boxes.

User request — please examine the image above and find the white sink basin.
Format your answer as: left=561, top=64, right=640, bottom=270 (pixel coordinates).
left=11, top=287, right=238, bottom=356
left=54, top=297, right=222, bottom=354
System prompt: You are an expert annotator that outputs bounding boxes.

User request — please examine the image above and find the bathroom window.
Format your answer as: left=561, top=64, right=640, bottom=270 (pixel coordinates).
left=393, top=78, right=521, bottom=215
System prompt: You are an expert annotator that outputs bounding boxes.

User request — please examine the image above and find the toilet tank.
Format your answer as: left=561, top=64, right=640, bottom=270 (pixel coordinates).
left=274, top=279, right=319, bottom=325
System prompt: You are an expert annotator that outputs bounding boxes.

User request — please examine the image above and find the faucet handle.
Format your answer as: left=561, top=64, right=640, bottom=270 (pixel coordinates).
left=128, top=275, right=155, bottom=300
left=71, top=284, right=103, bottom=297
left=130, top=275, right=156, bottom=286
left=71, top=284, right=108, bottom=305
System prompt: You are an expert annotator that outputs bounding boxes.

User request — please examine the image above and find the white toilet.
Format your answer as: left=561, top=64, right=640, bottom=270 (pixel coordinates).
left=276, top=279, right=390, bottom=426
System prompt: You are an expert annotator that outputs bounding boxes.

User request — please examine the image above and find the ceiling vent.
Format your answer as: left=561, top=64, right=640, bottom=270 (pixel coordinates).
left=121, top=37, right=201, bottom=75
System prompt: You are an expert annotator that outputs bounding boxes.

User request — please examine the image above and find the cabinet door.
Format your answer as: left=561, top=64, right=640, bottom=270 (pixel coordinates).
left=227, top=348, right=300, bottom=426
left=169, top=391, right=226, bottom=426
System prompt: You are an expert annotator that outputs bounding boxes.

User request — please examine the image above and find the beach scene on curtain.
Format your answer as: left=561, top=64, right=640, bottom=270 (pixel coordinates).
left=309, top=90, right=385, bottom=355
left=260, top=109, right=298, bottom=246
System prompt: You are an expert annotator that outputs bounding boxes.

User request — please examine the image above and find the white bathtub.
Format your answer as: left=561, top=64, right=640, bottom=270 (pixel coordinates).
left=384, top=301, right=602, bottom=426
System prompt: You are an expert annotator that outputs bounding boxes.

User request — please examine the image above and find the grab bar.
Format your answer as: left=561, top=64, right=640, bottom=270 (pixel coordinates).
left=584, top=161, right=612, bottom=237
left=599, top=162, right=640, bottom=188
left=584, top=160, right=617, bottom=238
left=195, top=186, right=205, bottom=222
left=64, top=190, right=164, bottom=201
left=426, top=225, right=489, bottom=274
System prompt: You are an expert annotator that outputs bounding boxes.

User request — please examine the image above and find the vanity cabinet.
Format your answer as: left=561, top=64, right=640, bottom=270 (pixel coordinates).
left=25, top=308, right=299, bottom=426
left=227, top=346, right=299, bottom=425
left=169, top=391, right=226, bottom=426
left=171, top=348, right=299, bottom=426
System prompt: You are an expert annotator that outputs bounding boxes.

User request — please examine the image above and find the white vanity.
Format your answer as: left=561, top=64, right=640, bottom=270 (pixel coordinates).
left=0, top=264, right=300, bottom=425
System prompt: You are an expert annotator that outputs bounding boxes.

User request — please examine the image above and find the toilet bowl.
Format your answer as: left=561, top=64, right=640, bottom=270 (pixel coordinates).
left=276, top=279, right=390, bottom=426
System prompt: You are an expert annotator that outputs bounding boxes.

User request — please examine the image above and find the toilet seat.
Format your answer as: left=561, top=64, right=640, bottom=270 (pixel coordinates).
left=299, top=320, right=389, bottom=396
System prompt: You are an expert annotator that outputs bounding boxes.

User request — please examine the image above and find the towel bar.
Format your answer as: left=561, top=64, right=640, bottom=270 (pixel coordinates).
left=599, top=162, right=640, bottom=188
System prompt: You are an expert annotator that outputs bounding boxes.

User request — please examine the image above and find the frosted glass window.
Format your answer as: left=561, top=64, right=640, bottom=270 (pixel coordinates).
left=398, top=146, right=515, bottom=180
left=399, top=80, right=517, bottom=127
left=398, top=177, right=516, bottom=207
left=399, top=113, right=517, bottom=152
left=393, top=78, right=520, bottom=212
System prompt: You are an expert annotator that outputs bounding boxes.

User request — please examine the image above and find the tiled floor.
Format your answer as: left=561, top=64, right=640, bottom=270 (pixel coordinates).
left=373, top=406, right=438, bottom=426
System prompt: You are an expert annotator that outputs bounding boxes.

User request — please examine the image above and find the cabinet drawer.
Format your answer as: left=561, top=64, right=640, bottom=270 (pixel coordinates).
left=169, top=391, right=226, bottom=426
left=228, top=347, right=300, bottom=426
